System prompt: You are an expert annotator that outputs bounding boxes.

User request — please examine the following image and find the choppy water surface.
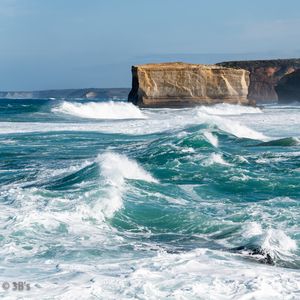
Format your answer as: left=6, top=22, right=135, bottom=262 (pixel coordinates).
left=0, top=99, right=299, bottom=299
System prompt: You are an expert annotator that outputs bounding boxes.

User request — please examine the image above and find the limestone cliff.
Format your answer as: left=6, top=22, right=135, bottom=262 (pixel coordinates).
left=275, top=69, right=300, bottom=103
left=218, top=59, right=300, bottom=102
left=128, top=62, right=250, bottom=107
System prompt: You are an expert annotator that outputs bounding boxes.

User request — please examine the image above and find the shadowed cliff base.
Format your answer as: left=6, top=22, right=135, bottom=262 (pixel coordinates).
left=276, top=69, right=300, bottom=103
left=218, top=59, right=300, bottom=103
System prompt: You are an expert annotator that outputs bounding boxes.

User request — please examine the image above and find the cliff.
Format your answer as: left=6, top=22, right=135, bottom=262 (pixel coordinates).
left=275, top=69, right=300, bottom=103
left=218, top=59, right=300, bottom=102
left=128, top=62, right=250, bottom=107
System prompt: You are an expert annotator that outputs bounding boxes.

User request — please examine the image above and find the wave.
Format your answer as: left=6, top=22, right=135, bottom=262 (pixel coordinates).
left=96, top=152, right=157, bottom=218
left=53, top=101, right=147, bottom=119
left=203, top=131, right=218, bottom=147
left=238, top=223, right=297, bottom=266
left=203, top=153, right=232, bottom=166
left=256, top=137, right=300, bottom=147
left=198, top=103, right=262, bottom=116
left=10, top=247, right=300, bottom=299
left=197, top=111, right=268, bottom=140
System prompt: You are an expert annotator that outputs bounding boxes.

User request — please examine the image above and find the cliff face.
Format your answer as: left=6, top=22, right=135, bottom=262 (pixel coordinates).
left=218, top=59, right=300, bottom=102
left=275, top=69, right=300, bottom=103
left=128, top=62, right=250, bottom=107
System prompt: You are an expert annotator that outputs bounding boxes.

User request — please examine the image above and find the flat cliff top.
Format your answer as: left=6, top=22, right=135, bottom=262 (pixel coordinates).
left=218, top=58, right=300, bottom=68
left=133, top=62, right=237, bottom=71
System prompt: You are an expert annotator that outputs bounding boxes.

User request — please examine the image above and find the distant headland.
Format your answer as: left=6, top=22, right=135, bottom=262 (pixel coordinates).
left=0, top=88, right=130, bottom=100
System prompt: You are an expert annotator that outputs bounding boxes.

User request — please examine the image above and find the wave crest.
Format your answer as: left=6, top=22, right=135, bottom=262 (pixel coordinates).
left=53, top=101, right=147, bottom=119
left=96, top=152, right=157, bottom=218
left=197, top=111, right=268, bottom=140
left=240, top=223, right=297, bottom=265
left=198, top=103, right=262, bottom=115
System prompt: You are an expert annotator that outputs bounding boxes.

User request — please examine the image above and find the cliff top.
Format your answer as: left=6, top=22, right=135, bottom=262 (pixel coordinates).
left=217, top=58, right=300, bottom=68
left=133, top=62, right=238, bottom=71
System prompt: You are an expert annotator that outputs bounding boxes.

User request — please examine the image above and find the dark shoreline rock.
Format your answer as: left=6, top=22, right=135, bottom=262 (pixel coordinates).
left=218, top=59, right=300, bottom=103
left=276, top=69, right=300, bottom=103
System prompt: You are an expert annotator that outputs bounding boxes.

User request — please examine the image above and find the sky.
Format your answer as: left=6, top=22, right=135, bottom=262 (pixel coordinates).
left=0, top=0, right=300, bottom=90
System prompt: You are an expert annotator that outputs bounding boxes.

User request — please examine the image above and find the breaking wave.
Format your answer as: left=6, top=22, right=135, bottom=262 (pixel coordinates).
left=198, top=103, right=262, bottom=115
left=1, top=99, right=300, bottom=299
left=197, top=111, right=268, bottom=140
left=203, top=153, right=232, bottom=166
left=203, top=131, right=219, bottom=147
left=53, top=101, right=147, bottom=119
left=96, top=152, right=157, bottom=218
left=239, top=223, right=298, bottom=266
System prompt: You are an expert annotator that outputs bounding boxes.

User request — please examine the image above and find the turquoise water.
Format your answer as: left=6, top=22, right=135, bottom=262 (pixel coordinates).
left=0, top=99, right=299, bottom=299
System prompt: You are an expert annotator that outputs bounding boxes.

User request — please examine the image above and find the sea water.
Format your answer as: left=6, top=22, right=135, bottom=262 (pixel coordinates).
left=0, top=99, right=299, bottom=299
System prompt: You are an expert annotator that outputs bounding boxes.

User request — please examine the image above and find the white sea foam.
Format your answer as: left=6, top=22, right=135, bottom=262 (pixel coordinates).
left=204, top=153, right=232, bottom=166
left=96, top=152, right=157, bottom=218
left=0, top=105, right=275, bottom=140
left=242, top=222, right=297, bottom=263
left=198, top=103, right=262, bottom=115
left=243, top=222, right=264, bottom=238
left=234, top=155, right=250, bottom=164
left=23, top=248, right=300, bottom=299
left=197, top=111, right=268, bottom=140
left=1, top=103, right=299, bottom=299
left=53, top=101, right=147, bottom=119
left=203, top=131, right=218, bottom=147
left=259, top=229, right=297, bottom=261
left=230, top=173, right=251, bottom=181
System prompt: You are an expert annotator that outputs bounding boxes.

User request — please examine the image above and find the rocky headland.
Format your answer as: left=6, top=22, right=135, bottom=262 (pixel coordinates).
left=128, top=62, right=250, bottom=107
left=275, top=69, right=300, bottom=103
left=218, top=59, right=300, bottom=102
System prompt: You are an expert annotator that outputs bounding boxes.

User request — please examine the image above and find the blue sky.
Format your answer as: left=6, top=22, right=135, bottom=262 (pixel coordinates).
left=0, top=0, right=300, bottom=90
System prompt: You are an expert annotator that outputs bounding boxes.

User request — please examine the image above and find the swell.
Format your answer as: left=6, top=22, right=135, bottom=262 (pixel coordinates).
left=0, top=101, right=299, bottom=272
left=256, top=137, right=300, bottom=147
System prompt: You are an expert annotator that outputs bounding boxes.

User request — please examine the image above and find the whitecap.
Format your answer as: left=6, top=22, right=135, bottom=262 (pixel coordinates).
left=198, top=103, right=262, bottom=115
left=203, top=131, right=219, bottom=147
left=96, top=152, right=157, bottom=218
left=230, top=173, right=251, bottom=181
left=241, top=223, right=297, bottom=264
left=197, top=111, right=268, bottom=141
left=203, top=153, right=232, bottom=166
left=53, top=101, right=147, bottom=119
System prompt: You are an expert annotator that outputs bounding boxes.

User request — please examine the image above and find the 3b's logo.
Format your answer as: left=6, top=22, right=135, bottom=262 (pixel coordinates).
left=2, top=281, right=30, bottom=291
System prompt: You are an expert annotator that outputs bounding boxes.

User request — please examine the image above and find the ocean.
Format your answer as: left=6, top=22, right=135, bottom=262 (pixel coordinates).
left=0, top=99, right=299, bottom=299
